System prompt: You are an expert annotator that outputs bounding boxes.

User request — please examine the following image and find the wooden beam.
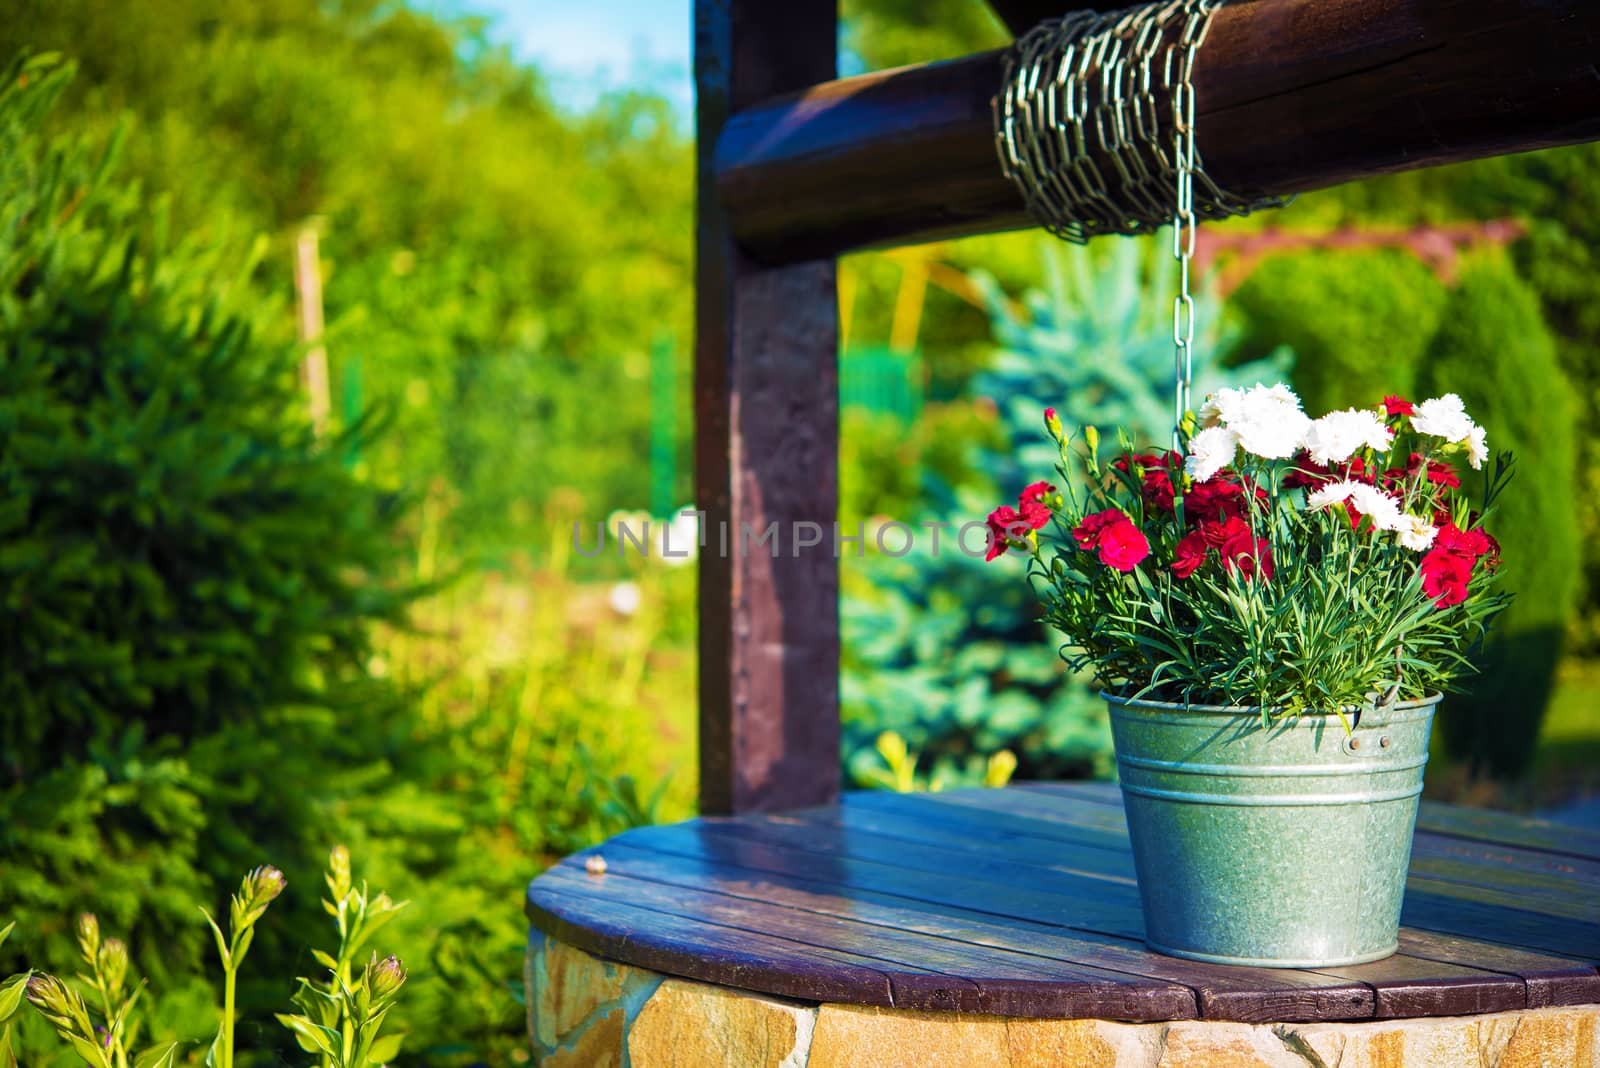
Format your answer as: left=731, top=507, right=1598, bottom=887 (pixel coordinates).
left=695, top=0, right=841, bottom=815
left=718, top=0, right=1600, bottom=262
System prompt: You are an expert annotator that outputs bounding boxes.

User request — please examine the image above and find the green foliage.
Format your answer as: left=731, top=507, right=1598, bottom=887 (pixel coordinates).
left=0, top=50, right=423, bottom=1064
left=14, top=855, right=405, bottom=1068
left=1417, top=257, right=1580, bottom=776
left=842, top=239, right=1291, bottom=785
left=0, top=51, right=694, bottom=1068
left=0, top=0, right=694, bottom=562
left=1230, top=249, right=1449, bottom=417
left=840, top=0, right=1009, bottom=72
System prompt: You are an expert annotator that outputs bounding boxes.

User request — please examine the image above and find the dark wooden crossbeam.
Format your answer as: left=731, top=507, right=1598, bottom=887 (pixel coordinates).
left=718, top=0, right=1600, bottom=262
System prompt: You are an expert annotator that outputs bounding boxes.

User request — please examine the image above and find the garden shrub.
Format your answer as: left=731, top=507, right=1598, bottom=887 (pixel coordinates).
left=0, top=52, right=416, bottom=1057
left=1416, top=256, right=1579, bottom=777
left=1231, top=249, right=1448, bottom=417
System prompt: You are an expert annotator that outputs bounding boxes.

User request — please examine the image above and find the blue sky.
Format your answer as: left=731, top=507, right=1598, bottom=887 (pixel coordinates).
left=446, top=0, right=693, bottom=114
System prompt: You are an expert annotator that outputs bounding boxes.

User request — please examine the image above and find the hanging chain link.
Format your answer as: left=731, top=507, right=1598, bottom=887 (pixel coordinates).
left=993, top=0, right=1285, bottom=446
left=1171, top=4, right=1202, bottom=452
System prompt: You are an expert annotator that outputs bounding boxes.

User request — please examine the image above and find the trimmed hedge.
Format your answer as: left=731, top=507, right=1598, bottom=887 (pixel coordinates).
left=1417, top=256, right=1579, bottom=776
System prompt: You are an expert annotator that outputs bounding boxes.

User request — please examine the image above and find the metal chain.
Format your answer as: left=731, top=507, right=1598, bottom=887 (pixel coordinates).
left=993, top=0, right=1285, bottom=445
left=1171, top=3, right=1202, bottom=451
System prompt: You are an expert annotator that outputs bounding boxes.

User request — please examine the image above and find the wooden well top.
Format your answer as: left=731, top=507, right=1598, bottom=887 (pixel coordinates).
left=525, top=782, right=1600, bottom=1022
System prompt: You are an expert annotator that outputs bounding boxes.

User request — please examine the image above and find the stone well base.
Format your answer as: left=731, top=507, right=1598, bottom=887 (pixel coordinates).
left=527, top=933, right=1600, bottom=1068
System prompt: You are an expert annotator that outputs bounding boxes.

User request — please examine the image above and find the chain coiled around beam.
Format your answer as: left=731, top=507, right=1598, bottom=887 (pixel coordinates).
left=994, top=0, right=1287, bottom=444
left=993, top=0, right=1281, bottom=245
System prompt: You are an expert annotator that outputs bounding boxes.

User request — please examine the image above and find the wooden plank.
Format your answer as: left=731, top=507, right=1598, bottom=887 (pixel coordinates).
left=1306, top=954, right=1524, bottom=1019
left=540, top=854, right=1196, bottom=1019
left=595, top=837, right=1378, bottom=1021
left=716, top=0, right=1600, bottom=261
left=528, top=883, right=901, bottom=1005
left=651, top=818, right=1149, bottom=940
left=1399, top=879, right=1600, bottom=959
left=1416, top=801, right=1600, bottom=862
left=695, top=0, right=840, bottom=813
left=1397, top=930, right=1600, bottom=1009
left=785, top=797, right=1139, bottom=882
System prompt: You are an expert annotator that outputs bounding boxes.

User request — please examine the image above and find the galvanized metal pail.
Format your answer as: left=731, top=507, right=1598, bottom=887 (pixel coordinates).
left=1105, top=691, right=1439, bottom=968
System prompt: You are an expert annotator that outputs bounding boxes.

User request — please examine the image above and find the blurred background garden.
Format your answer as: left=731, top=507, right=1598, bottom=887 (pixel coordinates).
left=1, top=0, right=1597, bottom=1064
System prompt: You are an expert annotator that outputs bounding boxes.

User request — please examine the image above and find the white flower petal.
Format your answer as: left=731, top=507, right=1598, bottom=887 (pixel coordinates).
left=1303, top=409, right=1395, bottom=465
left=1183, top=426, right=1240, bottom=483
left=1411, top=393, right=1474, bottom=442
left=1465, top=424, right=1488, bottom=470
left=1395, top=514, right=1439, bottom=551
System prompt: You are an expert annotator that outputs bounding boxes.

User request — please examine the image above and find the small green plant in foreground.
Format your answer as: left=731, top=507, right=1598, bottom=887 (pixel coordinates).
left=9, top=851, right=405, bottom=1068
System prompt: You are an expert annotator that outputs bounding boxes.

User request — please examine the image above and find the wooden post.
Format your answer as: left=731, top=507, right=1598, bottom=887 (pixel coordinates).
left=293, top=224, right=331, bottom=436
left=695, top=0, right=841, bottom=814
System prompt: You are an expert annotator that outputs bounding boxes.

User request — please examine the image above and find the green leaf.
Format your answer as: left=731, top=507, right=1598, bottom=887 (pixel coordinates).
left=0, top=973, right=31, bottom=1022
left=365, top=1032, right=404, bottom=1066
left=68, top=1033, right=113, bottom=1068
left=134, top=1042, right=180, bottom=1068
left=199, top=909, right=230, bottom=969
left=274, top=1014, right=339, bottom=1059
left=0, top=924, right=12, bottom=953
left=204, top=1026, right=222, bottom=1068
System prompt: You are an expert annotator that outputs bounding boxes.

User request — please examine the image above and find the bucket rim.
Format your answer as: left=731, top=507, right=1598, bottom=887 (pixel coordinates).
left=1100, top=689, right=1442, bottom=718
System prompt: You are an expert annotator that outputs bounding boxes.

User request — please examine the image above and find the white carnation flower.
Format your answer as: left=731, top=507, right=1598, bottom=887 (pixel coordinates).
left=1465, top=424, right=1488, bottom=470
left=1307, top=480, right=1405, bottom=532
left=1303, top=408, right=1395, bottom=465
left=1197, top=395, right=1225, bottom=428
left=1411, top=393, right=1475, bottom=442
left=1395, top=514, right=1439, bottom=552
left=1225, top=382, right=1312, bottom=460
left=1184, top=425, right=1240, bottom=484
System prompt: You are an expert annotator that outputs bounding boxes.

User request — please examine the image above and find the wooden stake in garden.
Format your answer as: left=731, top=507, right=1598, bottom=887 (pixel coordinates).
left=294, top=223, right=331, bottom=437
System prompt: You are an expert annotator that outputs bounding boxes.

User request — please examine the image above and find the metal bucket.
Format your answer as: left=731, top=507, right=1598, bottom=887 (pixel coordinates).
left=1105, top=691, right=1438, bottom=968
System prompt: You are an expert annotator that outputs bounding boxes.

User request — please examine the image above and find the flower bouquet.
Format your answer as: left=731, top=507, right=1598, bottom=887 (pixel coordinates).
left=986, top=383, right=1509, bottom=967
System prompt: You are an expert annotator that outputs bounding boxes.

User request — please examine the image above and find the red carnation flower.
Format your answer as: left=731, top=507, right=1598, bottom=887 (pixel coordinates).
left=1171, top=529, right=1209, bottom=579
left=1185, top=478, right=1249, bottom=525
left=1214, top=516, right=1273, bottom=581
left=1113, top=453, right=1178, bottom=514
left=1071, top=509, right=1119, bottom=550
left=1420, top=548, right=1473, bottom=607
left=1019, top=499, right=1052, bottom=530
left=1283, top=452, right=1329, bottom=491
left=1384, top=453, right=1461, bottom=492
left=1072, top=508, right=1150, bottom=572
left=1434, top=521, right=1492, bottom=560
left=1383, top=395, right=1415, bottom=417
left=984, top=505, right=1020, bottom=562
left=1019, top=480, right=1055, bottom=505
left=1097, top=519, right=1151, bottom=572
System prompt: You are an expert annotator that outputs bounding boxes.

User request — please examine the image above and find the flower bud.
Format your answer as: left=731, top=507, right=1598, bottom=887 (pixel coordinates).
left=1043, top=407, right=1064, bottom=442
left=1084, top=425, right=1100, bottom=455
left=368, top=955, right=406, bottom=999
left=247, top=866, right=287, bottom=908
left=76, top=913, right=101, bottom=959
left=327, top=845, right=352, bottom=901
left=98, top=938, right=129, bottom=996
